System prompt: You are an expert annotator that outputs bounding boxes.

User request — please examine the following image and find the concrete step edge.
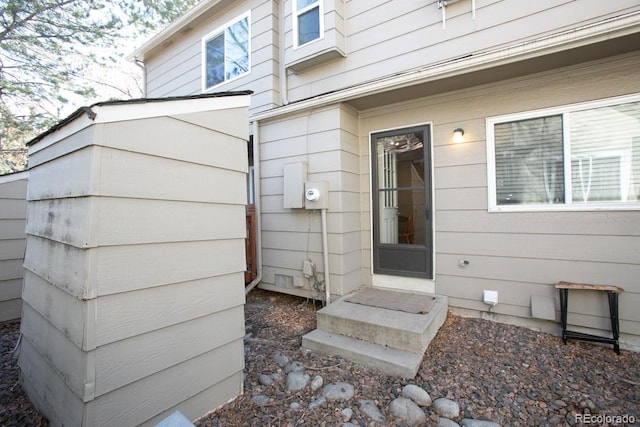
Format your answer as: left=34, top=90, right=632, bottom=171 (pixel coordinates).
left=302, top=329, right=422, bottom=378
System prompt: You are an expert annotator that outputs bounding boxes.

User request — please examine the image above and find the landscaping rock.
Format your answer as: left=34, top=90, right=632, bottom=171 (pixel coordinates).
left=273, top=352, right=289, bottom=367
left=308, top=396, right=326, bottom=409
left=438, top=418, right=461, bottom=427
left=359, top=399, right=385, bottom=422
left=310, top=375, right=323, bottom=391
left=389, top=397, right=427, bottom=426
left=251, top=395, right=269, bottom=406
left=286, top=371, right=310, bottom=392
left=285, top=360, right=305, bottom=373
left=402, top=384, right=432, bottom=406
left=341, top=407, right=353, bottom=422
left=460, top=419, right=501, bottom=427
left=433, top=398, right=460, bottom=419
left=258, top=374, right=274, bottom=386
left=322, top=382, right=354, bottom=401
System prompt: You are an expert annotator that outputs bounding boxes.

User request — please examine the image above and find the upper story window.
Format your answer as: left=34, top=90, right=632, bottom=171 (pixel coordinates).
left=486, top=94, right=640, bottom=211
left=294, top=0, right=323, bottom=47
left=202, top=12, right=250, bottom=91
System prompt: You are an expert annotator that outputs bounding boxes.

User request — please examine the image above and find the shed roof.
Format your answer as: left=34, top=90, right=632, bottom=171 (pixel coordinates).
left=27, top=91, right=252, bottom=147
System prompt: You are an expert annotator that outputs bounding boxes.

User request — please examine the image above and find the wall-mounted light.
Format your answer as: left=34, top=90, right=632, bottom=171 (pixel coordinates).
left=453, top=128, right=465, bottom=143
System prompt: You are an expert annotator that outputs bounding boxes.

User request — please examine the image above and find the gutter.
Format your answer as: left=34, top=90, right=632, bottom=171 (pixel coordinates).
left=250, top=10, right=640, bottom=122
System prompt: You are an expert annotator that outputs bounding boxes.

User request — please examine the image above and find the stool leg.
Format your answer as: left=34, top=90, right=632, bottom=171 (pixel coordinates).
left=559, top=289, right=568, bottom=345
left=607, top=291, right=620, bottom=355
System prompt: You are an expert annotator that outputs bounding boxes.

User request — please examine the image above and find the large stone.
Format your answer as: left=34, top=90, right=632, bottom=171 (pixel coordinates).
left=389, top=397, right=427, bottom=426
left=359, top=399, right=385, bottom=422
left=438, top=418, right=461, bottom=427
left=433, top=398, right=460, bottom=419
left=322, top=382, right=355, bottom=401
left=402, top=384, right=432, bottom=407
left=286, top=371, right=310, bottom=392
left=460, top=419, right=501, bottom=427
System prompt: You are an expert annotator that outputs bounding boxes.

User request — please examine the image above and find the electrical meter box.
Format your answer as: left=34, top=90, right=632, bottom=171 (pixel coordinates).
left=283, top=162, right=307, bottom=208
left=304, top=181, right=328, bottom=210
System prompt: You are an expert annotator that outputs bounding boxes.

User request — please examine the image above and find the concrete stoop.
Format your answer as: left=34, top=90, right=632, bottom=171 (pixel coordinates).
left=302, top=288, right=448, bottom=378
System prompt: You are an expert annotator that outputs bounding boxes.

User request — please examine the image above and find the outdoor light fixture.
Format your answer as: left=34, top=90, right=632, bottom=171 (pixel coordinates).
left=453, top=128, right=465, bottom=143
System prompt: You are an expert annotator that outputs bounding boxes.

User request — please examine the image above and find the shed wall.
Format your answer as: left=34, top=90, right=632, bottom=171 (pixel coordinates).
left=19, top=101, right=249, bottom=426
left=359, top=51, right=640, bottom=348
left=0, top=172, right=28, bottom=321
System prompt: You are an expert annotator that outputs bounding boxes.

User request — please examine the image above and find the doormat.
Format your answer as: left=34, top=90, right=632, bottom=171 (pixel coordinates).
left=346, top=288, right=436, bottom=314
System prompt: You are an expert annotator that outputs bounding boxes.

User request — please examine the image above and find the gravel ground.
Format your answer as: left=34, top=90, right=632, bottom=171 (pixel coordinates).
left=0, top=321, right=48, bottom=426
left=1, top=289, right=639, bottom=426
left=199, top=289, right=640, bottom=426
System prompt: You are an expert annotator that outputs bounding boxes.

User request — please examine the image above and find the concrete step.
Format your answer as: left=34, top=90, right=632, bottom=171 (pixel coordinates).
left=316, top=292, right=448, bottom=354
left=302, top=329, right=424, bottom=378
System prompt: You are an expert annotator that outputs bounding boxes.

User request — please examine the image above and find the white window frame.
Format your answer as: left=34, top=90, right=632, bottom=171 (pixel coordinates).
left=486, top=93, right=640, bottom=212
left=201, top=11, right=251, bottom=92
left=292, top=0, right=324, bottom=49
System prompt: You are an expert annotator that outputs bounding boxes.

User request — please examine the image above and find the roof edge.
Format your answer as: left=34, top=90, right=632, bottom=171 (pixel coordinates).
left=127, top=0, right=228, bottom=62
left=27, top=91, right=253, bottom=147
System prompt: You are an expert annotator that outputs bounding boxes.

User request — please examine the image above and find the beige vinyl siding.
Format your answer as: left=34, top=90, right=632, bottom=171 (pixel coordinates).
left=0, top=172, right=28, bottom=321
left=144, top=0, right=280, bottom=115
left=19, top=97, right=249, bottom=426
left=258, top=104, right=362, bottom=299
left=285, top=0, right=640, bottom=102
left=358, top=51, right=640, bottom=347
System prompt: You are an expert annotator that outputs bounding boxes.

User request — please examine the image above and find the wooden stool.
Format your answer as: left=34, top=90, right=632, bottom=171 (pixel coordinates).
left=556, top=281, right=624, bottom=354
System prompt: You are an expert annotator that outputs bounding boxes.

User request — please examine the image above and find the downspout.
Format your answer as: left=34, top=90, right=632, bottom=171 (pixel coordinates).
left=321, top=208, right=330, bottom=304
left=245, top=120, right=263, bottom=294
left=279, top=0, right=289, bottom=105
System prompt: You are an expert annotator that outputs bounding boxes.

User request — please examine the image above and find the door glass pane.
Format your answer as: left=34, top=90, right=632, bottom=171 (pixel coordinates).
left=494, top=115, right=564, bottom=205
left=376, top=132, right=425, bottom=245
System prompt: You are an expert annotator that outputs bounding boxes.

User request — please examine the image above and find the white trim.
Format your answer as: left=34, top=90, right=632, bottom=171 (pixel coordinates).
left=28, top=114, right=96, bottom=156
left=28, top=95, right=252, bottom=156
left=292, top=0, right=325, bottom=49
left=486, top=92, right=640, bottom=212
left=201, top=11, right=252, bottom=92
left=0, top=170, right=29, bottom=184
left=251, top=11, right=640, bottom=122
left=92, top=95, right=251, bottom=124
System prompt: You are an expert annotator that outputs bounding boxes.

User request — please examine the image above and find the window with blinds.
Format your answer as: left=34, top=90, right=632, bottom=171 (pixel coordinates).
left=487, top=95, right=640, bottom=211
